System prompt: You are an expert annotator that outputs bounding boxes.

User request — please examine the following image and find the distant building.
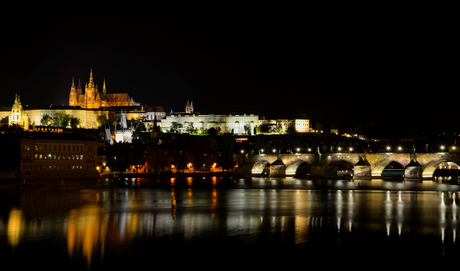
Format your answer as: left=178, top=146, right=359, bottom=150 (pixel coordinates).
left=258, top=117, right=310, bottom=134
left=18, top=133, right=101, bottom=179
left=160, top=101, right=258, bottom=135
left=113, top=111, right=133, bottom=143
left=8, top=94, right=29, bottom=130
left=294, top=118, right=310, bottom=133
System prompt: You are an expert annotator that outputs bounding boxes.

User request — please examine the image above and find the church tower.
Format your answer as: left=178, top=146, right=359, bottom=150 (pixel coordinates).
left=185, top=100, right=194, bottom=114
left=69, top=77, right=78, bottom=106
left=9, top=94, right=29, bottom=130
left=85, top=69, right=98, bottom=108
left=100, top=79, right=108, bottom=107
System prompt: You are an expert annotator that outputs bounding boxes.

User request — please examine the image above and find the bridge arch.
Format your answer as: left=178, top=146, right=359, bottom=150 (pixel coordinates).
left=251, top=159, right=270, bottom=175
left=285, top=159, right=310, bottom=177
left=422, top=159, right=460, bottom=178
left=371, top=160, right=405, bottom=177
left=325, top=159, right=354, bottom=177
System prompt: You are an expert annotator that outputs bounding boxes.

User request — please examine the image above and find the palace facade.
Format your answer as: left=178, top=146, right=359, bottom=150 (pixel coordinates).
left=160, top=101, right=259, bottom=135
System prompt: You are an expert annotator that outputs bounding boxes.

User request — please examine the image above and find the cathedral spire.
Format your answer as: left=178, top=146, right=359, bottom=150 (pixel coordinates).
left=103, top=79, right=106, bottom=94
left=78, top=79, right=82, bottom=94
left=88, top=69, right=95, bottom=88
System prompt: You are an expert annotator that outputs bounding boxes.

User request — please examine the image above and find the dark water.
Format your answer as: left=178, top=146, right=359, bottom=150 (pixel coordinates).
left=1, top=176, right=460, bottom=269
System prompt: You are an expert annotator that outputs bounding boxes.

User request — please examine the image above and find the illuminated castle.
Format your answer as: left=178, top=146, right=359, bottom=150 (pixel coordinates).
left=69, top=69, right=139, bottom=109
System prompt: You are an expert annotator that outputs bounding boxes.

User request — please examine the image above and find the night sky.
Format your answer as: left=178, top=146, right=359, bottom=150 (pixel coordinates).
left=1, top=5, right=457, bottom=131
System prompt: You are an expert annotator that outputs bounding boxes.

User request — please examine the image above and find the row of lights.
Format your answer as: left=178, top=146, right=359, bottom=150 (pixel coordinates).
left=241, top=145, right=456, bottom=154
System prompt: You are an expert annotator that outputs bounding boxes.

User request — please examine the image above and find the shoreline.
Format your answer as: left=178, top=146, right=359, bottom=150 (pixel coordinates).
left=0, top=171, right=246, bottom=192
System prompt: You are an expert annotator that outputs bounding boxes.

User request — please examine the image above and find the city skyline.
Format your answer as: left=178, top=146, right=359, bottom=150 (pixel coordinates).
left=1, top=6, right=456, bottom=129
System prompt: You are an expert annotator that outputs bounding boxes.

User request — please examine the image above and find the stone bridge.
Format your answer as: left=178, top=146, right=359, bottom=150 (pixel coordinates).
left=240, top=152, right=460, bottom=180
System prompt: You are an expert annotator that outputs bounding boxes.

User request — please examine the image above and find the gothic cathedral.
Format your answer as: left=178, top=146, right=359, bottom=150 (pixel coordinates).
left=69, top=69, right=139, bottom=109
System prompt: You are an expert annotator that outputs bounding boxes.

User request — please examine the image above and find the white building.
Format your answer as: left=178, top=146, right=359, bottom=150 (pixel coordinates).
left=160, top=101, right=258, bottom=135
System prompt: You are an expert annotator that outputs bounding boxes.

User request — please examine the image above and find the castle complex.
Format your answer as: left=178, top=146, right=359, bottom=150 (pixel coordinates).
left=1, top=69, right=310, bottom=136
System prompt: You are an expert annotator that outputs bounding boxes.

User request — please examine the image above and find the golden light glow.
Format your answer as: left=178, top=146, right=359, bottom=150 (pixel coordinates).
left=7, top=208, right=23, bottom=249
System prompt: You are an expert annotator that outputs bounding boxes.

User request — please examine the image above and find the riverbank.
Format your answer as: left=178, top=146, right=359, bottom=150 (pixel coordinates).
left=112, top=170, right=245, bottom=179
left=0, top=171, right=245, bottom=192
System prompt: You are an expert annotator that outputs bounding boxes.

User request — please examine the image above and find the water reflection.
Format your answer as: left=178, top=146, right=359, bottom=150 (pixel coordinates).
left=2, top=179, right=460, bottom=268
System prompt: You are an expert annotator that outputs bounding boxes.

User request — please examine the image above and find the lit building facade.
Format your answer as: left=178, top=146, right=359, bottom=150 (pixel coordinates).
left=160, top=101, right=258, bottom=135
left=19, top=135, right=100, bottom=179
left=8, top=94, right=29, bottom=130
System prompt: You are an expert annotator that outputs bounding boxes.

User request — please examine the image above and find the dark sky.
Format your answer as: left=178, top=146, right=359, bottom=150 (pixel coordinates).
left=1, top=5, right=457, bottom=130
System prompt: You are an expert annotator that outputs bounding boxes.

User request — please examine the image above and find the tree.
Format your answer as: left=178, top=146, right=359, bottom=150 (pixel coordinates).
left=131, top=119, right=146, bottom=132
left=41, top=114, right=53, bottom=126
left=219, top=133, right=235, bottom=171
left=146, top=141, right=171, bottom=171
left=256, top=123, right=270, bottom=134
left=186, top=122, right=196, bottom=134
left=96, top=115, right=110, bottom=127
left=54, top=111, right=70, bottom=128
left=169, top=121, right=182, bottom=133
left=70, top=117, right=81, bottom=129
left=105, top=142, right=133, bottom=173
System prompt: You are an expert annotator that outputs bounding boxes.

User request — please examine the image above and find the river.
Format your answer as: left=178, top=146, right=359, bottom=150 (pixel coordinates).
left=1, top=176, right=459, bottom=269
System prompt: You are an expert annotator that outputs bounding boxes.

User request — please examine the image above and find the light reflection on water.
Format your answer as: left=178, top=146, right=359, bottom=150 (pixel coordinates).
left=1, top=177, right=460, bottom=268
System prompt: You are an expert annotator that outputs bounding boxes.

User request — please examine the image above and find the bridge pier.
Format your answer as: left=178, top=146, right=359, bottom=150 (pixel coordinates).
left=310, top=163, right=326, bottom=178
left=353, top=157, right=371, bottom=179
left=404, top=160, right=423, bottom=180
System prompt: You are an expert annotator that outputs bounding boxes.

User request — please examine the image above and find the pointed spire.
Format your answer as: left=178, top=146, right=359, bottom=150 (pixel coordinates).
left=103, top=79, right=106, bottom=94
left=77, top=79, right=82, bottom=94
left=88, top=68, right=95, bottom=88
left=71, top=77, right=75, bottom=89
